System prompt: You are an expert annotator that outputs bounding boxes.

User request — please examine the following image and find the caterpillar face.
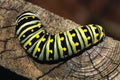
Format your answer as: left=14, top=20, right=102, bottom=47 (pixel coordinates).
left=97, top=25, right=106, bottom=40
left=86, top=24, right=105, bottom=44
left=15, top=12, right=105, bottom=62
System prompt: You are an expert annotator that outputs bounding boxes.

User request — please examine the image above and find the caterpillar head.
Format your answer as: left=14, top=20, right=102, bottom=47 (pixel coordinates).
left=89, top=24, right=106, bottom=44
left=97, top=25, right=106, bottom=41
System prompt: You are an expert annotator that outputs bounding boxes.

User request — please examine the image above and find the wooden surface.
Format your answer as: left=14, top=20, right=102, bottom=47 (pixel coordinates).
left=0, top=0, right=120, bottom=80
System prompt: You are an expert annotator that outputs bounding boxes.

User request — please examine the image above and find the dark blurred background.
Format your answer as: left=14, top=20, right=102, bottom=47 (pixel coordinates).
left=26, top=0, right=120, bottom=40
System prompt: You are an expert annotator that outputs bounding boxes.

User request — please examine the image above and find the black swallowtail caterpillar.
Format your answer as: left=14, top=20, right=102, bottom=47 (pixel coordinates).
left=15, top=11, right=105, bottom=62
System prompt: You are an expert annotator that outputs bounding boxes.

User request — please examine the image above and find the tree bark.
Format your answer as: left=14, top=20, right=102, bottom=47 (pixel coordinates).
left=0, top=0, right=120, bottom=80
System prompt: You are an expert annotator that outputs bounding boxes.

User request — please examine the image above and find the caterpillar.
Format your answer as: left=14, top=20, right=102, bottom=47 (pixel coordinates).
left=15, top=11, right=105, bottom=63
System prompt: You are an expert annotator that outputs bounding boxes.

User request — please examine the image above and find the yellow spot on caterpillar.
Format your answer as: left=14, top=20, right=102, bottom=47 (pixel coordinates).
left=74, top=42, right=79, bottom=46
left=16, top=24, right=18, bottom=26
left=32, top=16, right=35, bottom=19
left=37, top=48, right=40, bottom=52
left=49, top=39, right=53, bottom=43
left=60, top=32, right=62, bottom=34
left=95, top=33, right=99, bottom=36
left=83, top=29, right=87, bottom=32
left=36, top=35, right=40, bottom=38
left=62, top=47, right=67, bottom=51
left=23, top=35, right=25, bottom=38
left=49, top=50, right=53, bottom=54
left=38, top=24, right=41, bottom=28
left=60, top=37, right=64, bottom=41
left=87, top=36, right=91, bottom=40
left=41, top=38, right=46, bottom=42
left=93, top=27, right=97, bottom=29
left=31, top=29, right=34, bottom=32
left=28, top=42, right=32, bottom=46
left=71, top=33, right=76, bottom=37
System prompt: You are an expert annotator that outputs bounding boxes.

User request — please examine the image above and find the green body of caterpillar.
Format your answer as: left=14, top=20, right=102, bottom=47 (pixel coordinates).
left=16, top=12, right=105, bottom=62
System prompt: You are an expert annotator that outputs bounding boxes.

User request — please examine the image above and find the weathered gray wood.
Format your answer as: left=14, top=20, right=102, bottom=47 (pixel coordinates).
left=0, top=0, right=120, bottom=80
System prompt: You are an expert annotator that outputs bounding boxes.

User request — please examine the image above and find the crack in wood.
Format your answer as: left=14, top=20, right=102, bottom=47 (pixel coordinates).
left=0, top=7, right=19, bottom=12
left=0, top=25, right=15, bottom=29
left=36, top=61, right=66, bottom=80
left=87, top=51, right=104, bottom=79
